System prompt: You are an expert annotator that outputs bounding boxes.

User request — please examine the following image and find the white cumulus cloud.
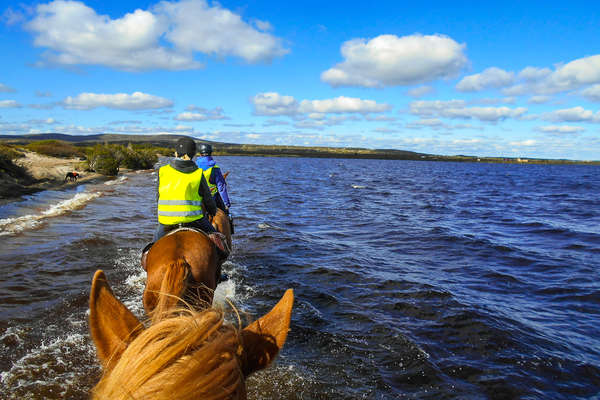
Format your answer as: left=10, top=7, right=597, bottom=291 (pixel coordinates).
left=509, top=139, right=537, bottom=146
left=407, top=86, right=434, bottom=98
left=251, top=92, right=299, bottom=116
left=581, top=84, right=600, bottom=102
left=537, top=125, right=585, bottom=134
left=62, top=92, right=173, bottom=110
left=406, top=118, right=447, bottom=129
left=456, top=67, right=514, bottom=92
left=0, top=100, right=21, bottom=108
left=25, top=0, right=286, bottom=71
left=0, top=83, right=16, bottom=93
left=518, top=67, right=552, bottom=81
left=503, top=55, right=600, bottom=96
left=299, top=97, right=391, bottom=114
left=528, top=95, right=552, bottom=104
left=321, top=34, right=467, bottom=88
left=409, top=100, right=527, bottom=122
left=156, top=0, right=288, bottom=63
left=175, top=106, right=227, bottom=121
left=542, top=106, right=599, bottom=122
left=251, top=93, right=391, bottom=116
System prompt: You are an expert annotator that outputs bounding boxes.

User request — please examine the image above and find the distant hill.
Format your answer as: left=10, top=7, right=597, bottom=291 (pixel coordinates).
left=0, top=133, right=428, bottom=160
left=1, top=133, right=597, bottom=164
left=0, top=133, right=215, bottom=148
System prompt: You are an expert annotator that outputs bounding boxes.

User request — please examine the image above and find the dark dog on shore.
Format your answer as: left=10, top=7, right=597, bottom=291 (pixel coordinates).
left=64, top=172, right=79, bottom=182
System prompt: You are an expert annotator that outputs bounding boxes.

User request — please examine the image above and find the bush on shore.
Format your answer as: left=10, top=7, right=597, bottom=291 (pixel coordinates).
left=85, top=143, right=159, bottom=176
left=0, top=144, right=25, bottom=161
left=0, top=145, right=37, bottom=192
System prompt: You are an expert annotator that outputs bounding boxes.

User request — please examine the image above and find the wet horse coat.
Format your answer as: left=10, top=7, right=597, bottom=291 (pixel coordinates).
left=142, top=228, right=220, bottom=318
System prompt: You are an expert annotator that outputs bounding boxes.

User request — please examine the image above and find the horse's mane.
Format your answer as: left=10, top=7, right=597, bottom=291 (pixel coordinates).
left=92, top=307, right=245, bottom=400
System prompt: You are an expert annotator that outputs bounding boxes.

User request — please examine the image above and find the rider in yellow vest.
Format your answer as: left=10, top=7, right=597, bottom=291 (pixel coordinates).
left=154, top=137, right=218, bottom=241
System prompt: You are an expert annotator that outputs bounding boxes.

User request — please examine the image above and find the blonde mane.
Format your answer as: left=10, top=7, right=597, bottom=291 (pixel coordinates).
left=92, top=308, right=246, bottom=400
left=89, top=270, right=293, bottom=400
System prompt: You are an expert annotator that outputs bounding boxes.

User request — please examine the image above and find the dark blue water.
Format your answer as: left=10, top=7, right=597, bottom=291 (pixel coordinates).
left=0, top=157, right=599, bottom=399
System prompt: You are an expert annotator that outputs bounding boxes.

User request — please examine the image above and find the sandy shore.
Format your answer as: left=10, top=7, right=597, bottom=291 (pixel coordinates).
left=1, top=151, right=106, bottom=201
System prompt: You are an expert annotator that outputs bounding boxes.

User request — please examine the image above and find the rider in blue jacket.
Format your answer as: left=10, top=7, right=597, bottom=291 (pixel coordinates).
left=194, top=144, right=231, bottom=214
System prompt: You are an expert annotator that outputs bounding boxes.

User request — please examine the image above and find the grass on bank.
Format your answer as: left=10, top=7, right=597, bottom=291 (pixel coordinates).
left=25, top=139, right=85, bottom=159
left=0, top=141, right=173, bottom=177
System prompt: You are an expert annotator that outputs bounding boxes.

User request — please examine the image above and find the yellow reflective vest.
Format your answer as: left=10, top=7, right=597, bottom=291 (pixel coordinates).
left=202, top=165, right=219, bottom=197
left=157, top=164, right=204, bottom=225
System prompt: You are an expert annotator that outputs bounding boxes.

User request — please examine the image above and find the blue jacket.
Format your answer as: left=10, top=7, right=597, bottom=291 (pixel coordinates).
left=194, top=156, right=231, bottom=207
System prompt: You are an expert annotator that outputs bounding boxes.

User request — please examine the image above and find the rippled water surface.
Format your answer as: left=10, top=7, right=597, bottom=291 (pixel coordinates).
left=1, top=157, right=599, bottom=399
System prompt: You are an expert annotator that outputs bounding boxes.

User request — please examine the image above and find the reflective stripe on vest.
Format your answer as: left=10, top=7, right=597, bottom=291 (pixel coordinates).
left=202, top=165, right=219, bottom=196
left=158, top=164, right=204, bottom=225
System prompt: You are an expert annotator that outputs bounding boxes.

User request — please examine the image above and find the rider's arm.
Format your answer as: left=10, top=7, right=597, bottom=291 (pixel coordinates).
left=213, top=168, right=231, bottom=208
left=199, top=174, right=217, bottom=216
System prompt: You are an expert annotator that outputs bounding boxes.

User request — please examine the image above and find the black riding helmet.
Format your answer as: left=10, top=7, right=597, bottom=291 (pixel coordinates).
left=199, top=143, right=213, bottom=156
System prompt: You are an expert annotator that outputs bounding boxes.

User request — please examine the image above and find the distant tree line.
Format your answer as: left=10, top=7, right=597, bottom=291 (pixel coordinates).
left=1, top=136, right=598, bottom=167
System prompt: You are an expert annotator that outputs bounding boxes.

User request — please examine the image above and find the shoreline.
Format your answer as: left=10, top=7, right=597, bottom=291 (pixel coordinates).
left=0, top=151, right=110, bottom=202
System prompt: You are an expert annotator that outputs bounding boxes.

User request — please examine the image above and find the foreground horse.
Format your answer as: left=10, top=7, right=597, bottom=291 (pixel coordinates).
left=89, top=270, right=293, bottom=399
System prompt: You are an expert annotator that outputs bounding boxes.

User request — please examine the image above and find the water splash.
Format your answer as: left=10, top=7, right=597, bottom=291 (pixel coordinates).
left=0, top=192, right=102, bottom=236
left=104, top=176, right=128, bottom=186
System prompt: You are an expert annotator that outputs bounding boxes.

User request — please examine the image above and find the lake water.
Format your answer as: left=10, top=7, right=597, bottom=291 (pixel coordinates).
left=0, top=157, right=599, bottom=399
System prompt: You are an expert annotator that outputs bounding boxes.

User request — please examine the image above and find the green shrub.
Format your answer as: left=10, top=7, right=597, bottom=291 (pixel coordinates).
left=0, top=144, right=24, bottom=161
left=86, top=144, right=120, bottom=176
left=130, top=143, right=172, bottom=157
left=109, top=145, right=157, bottom=170
left=26, top=140, right=84, bottom=158
left=85, top=144, right=158, bottom=175
left=120, top=148, right=158, bottom=169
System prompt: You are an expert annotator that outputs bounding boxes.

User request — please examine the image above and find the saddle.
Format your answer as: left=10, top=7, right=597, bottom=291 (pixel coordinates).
left=140, top=227, right=230, bottom=271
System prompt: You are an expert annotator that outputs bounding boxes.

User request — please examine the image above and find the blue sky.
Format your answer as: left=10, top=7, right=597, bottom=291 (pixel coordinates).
left=1, top=0, right=600, bottom=160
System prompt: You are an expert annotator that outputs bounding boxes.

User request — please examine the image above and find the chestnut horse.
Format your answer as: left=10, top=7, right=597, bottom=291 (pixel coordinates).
left=142, top=210, right=232, bottom=318
left=89, top=270, right=293, bottom=399
left=142, top=229, right=219, bottom=319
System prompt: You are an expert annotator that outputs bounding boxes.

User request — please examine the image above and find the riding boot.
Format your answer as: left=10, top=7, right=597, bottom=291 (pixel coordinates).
left=208, top=232, right=230, bottom=261
left=228, top=212, right=234, bottom=235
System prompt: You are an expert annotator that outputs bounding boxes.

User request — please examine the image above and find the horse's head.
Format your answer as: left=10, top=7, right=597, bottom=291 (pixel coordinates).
left=89, top=270, right=294, bottom=399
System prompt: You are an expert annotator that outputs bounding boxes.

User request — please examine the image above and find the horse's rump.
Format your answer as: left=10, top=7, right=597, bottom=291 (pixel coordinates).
left=148, top=257, right=191, bottom=323
left=143, top=229, right=219, bottom=315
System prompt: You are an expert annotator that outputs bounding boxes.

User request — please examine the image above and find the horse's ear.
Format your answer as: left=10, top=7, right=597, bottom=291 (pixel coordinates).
left=89, top=270, right=144, bottom=370
left=240, top=289, right=294, bottom=376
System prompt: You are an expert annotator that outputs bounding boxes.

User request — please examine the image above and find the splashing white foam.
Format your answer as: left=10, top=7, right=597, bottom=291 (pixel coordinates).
left=0, top=332, right=94, bottom=399
left=0, top=326, right=26, bottom=347
left=214, top=279, right=237, bottom=309
left=104, top=176, right=128, bottom=185
left=0, top=192, right=102, bottom=236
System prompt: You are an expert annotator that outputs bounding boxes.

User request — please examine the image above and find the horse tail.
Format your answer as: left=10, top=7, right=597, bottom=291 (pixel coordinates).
left=151, top=258, right=190, bottom=324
